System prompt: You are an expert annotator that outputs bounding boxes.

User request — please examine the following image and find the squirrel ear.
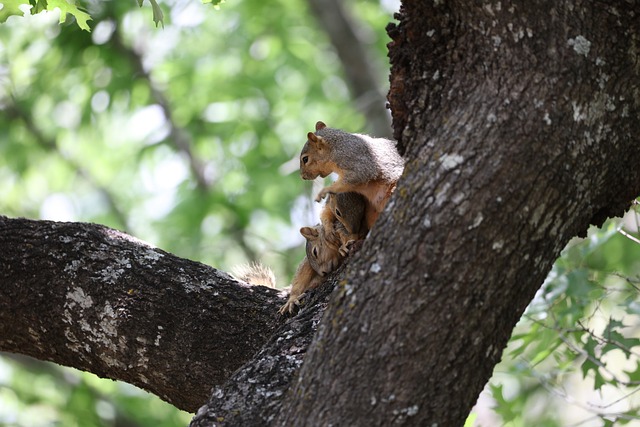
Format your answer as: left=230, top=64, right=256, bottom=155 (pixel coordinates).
left=300, top=226, right=319, bottom=240
left=307, top=132, right=319, bottom=143
left=315, top=121, right=326, bottom=131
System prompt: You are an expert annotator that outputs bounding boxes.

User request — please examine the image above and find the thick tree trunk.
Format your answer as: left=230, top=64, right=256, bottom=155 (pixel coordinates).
left=275, top=1, right=640, bottom=426
left=0, top=216, right=286, bottom=412
left=1, top=1, right=639, bottom=426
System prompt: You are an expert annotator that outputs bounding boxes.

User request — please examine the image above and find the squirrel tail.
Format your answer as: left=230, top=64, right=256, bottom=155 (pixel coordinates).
left=231, top=262, right=276, bottom=288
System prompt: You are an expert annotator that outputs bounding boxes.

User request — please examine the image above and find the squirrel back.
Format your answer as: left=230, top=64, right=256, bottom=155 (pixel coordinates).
left=300, top=121, right=404, bottom=186
left=326, top=192, right=368, bottom=236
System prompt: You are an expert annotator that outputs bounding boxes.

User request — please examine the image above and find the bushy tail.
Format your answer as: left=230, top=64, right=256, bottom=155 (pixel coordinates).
left=231, top=262, right=276, bottom=288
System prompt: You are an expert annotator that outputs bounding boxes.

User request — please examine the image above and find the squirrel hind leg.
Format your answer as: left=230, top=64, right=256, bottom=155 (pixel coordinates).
left=279, top=295, right=303, bottom=316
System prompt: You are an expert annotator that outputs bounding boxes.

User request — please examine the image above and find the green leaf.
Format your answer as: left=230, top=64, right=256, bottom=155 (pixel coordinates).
left=603, top=317, right=625, bottom=336
left=583, top=335, right=599, bottom=357
left=0, top=0, right=28, bottom=23
left=489, top=383, right=519, bottom=423
left=31, top=0, right=46, bottom=13
left=202, top=0, right=224, bottom=8
left=463, top=412, right=477, bottom=427
left=593, top=367, right=606, bottom=390
left=148, top=0, right=163, bottom=28
left=47, top=0, right=91, bottom=31
left=604, top=331, right=640, bottom=358
left=580, top=357, right=598, bottom=379
left=581, top=357, right=607, bottom=390
left=623, top=361, right=640, bottom=383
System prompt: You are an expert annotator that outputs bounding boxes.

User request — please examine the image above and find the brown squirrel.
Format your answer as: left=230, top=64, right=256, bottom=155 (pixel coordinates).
left=279, top=192, right=369, bottom=315
left=301, top=222, right=345, bottom=276
left=300, top=121, right=404, bottom=229
left=319, top=191, right=368, bottom=257
left=279, top=122, right=402, bottom=315
left=279, top=223, right=346, bottom=315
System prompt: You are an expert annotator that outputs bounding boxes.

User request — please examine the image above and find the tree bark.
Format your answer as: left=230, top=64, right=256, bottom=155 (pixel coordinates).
left=0, top=216, right=286, bottom=413
left=2, top=1, right=640, bottom=426
left=275, top=1, right=640, bottom=425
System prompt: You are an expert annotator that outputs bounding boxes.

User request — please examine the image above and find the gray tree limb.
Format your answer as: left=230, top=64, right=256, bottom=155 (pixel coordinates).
left=0, top=216, right=286, bottom=413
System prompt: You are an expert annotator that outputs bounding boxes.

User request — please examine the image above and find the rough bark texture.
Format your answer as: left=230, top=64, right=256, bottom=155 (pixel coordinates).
left=2, top=1, right=640, bottom=426
left=275, top=1, right=640, bottom=426
left=190, top=265, right=339, bottom=426
left=0, top=216, right=286, bottom=413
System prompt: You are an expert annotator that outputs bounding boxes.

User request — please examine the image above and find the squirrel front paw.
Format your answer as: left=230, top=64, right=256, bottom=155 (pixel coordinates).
left=315, top=188, right=333, bottom=203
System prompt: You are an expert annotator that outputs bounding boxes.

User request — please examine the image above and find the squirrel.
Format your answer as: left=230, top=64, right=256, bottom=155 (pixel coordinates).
left=281, top=192, right=369, bottom=314
left=234, top=193, right=369, bottom=315
left=231, top=262, right=276, bottom=288
left=280, top=191, right=369, bottom=315
left=319, top=192, right=369, bottom=257
left=300, top=121, right=405, bottom=229
left=301, top=223, right=343, bottom=276
left=278, top=123, right=401, bottom=315
left=305, top=191, right=369, bottom=278
left=280, top=222, right=348, bottom=315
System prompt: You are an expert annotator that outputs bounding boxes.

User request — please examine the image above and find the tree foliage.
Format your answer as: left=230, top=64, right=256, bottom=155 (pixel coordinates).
left=1, top=0, right=640, bottom=426
left=489, top=212, right=640, bottom=426
left=0, top=0, right=225, bottom=30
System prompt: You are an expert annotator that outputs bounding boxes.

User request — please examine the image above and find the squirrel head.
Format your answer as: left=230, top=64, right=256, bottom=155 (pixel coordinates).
left=300, top=124, right=334, bottom=180
left=301, top=225, right=343, bottom=276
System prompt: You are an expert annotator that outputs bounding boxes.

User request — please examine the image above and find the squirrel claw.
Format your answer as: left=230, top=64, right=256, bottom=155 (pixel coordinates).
left=339, top=239, right=356, bottom=257
left=278, top=294, right=304, bottom=316
left=315, top=188, right=333, bottom=203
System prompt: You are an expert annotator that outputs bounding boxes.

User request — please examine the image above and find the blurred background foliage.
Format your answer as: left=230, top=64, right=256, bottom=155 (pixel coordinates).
left=0, top=1, right=639, bottom=426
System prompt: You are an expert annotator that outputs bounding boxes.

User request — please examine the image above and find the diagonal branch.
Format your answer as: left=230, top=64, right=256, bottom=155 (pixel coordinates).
left=190, top=262, right=343, bottom=426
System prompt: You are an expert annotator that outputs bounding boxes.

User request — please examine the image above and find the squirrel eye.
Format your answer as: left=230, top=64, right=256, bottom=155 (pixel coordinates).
left=312, top=247, right=318, bottom=258
left=302, top=155, right=309, bottom=165
left=335, top=209, right=342, bottom=217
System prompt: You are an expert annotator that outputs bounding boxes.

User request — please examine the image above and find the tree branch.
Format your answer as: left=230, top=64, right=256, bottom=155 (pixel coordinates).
left=0, top=216, right=287, bottom=412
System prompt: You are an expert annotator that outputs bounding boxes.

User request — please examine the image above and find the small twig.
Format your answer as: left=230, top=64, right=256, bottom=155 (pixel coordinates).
left=619, top=228, right=640, bottom=245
